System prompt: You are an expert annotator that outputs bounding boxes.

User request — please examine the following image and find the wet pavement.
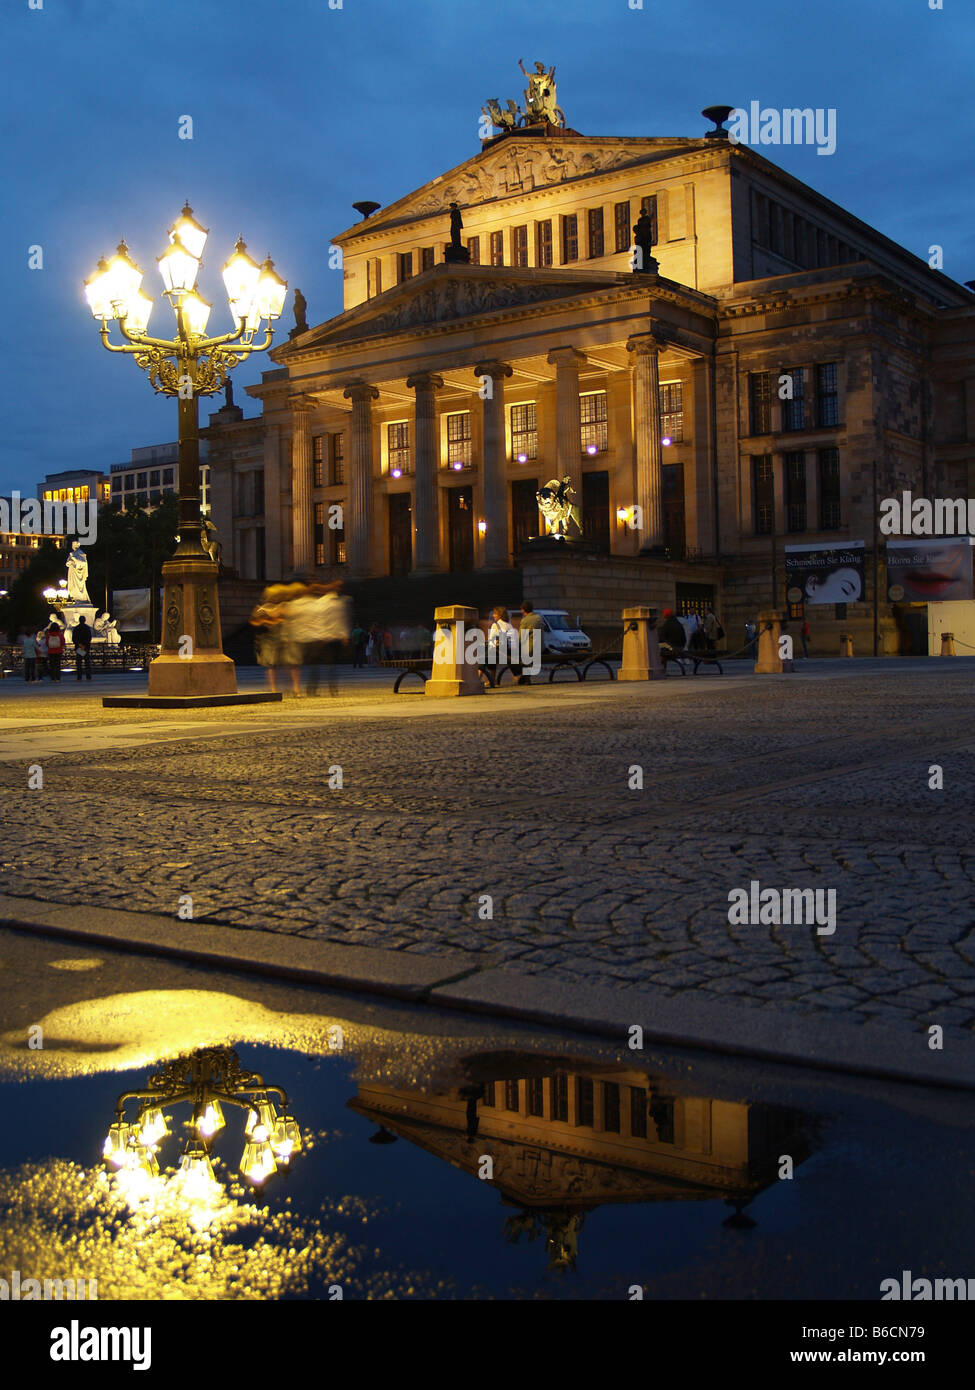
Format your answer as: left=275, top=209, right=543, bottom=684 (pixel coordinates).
left=1, top=928, right=972, bottom=1301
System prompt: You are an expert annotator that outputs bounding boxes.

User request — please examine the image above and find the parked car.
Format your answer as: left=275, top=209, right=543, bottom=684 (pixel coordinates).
left=508, top=609, right=592, bottom=658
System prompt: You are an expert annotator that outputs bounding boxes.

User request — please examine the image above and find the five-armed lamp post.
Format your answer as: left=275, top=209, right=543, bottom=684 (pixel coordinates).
left=84, top=206, right=286, bottom=703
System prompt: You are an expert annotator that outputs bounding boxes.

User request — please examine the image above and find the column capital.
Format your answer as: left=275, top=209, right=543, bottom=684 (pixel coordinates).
left=405, top=372, right=444, bottom=392
left=626, top=332, right=665, bottom=358
left=342, top=382, right=380, bottom=404
left=474, top=360, right=513, bottom=381
left=546, top=346, right=587, bottom=370
left=287, top=392, right=318, bottom=413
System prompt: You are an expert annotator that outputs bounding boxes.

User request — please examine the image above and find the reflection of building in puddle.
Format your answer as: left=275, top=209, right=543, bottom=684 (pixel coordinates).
left=350, top=1062, right=813, bottom=1269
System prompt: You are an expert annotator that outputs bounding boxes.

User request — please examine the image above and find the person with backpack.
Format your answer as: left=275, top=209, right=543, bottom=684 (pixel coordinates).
left=45, top=623, right=65, bottom=681
left=72, top=615, right=94, bottom=680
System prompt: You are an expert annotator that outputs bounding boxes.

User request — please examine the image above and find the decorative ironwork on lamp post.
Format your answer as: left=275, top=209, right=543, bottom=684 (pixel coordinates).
left=84, top=206, right=287, bottom=700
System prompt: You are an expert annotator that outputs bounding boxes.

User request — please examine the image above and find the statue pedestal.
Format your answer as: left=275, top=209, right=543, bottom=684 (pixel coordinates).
left=54, top=602, right=98, bottom=643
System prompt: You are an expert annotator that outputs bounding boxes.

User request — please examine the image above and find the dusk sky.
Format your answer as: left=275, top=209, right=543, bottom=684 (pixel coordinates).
left=2, top=0, right=971, bottom=495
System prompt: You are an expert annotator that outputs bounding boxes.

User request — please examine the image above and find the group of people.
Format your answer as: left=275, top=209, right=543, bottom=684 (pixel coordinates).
left=659, top=607, right=724, bottom=655
left=19, top=616, right=95, bottom=683
left=485, top=601, right=543, bottom=684
left=250, top=581, right=352, bottom=695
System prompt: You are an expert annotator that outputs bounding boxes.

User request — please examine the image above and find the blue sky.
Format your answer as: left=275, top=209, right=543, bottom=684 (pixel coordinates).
left=2, top=0, right=971, bottom=493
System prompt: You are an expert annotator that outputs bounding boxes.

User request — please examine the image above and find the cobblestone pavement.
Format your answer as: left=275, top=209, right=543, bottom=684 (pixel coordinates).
left=2, top=662, right=974, bottom=1041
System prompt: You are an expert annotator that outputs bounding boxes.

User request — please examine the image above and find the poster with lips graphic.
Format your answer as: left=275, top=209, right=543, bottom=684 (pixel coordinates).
left=885, top=539, right=975, bottom=603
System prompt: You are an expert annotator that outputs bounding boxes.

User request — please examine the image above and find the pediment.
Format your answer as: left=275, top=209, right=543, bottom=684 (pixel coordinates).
left=279, top=265, right=629, bottom=352
left=335, top=135, right=702, bottom=239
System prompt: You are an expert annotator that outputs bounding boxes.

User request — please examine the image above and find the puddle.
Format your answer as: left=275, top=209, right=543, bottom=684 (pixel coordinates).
left=1, top=1026, right=972, bottom=1300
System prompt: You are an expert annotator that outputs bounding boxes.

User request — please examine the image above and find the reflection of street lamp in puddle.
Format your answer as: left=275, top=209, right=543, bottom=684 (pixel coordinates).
left=103, top=1047, right=301, bottom=1198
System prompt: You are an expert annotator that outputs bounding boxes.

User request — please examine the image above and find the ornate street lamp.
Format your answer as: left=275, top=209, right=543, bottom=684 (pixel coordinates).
left=103, top=1046, right=301, bottom=1195
left=84, top=207, right=287, bottom=703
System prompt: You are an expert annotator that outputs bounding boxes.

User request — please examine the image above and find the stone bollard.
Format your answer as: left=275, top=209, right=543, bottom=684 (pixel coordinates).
left=619, top=606, right=665, bottom=680
left=941, top=631, right=956, bottom=657
left=425, top=605, right=484, bottom=698
left=840, top=632, right=854, bottom=658
left=754, top=610, right=786, bottom=674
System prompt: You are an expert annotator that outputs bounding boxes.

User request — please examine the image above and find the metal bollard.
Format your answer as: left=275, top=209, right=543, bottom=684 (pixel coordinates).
left=754, top=610, right=785, bottom=674
left=425, top=605, right=485, bottom=698
left=619, top=606, right=664, bottom=680
left=941, top=632, right=956, bottom=657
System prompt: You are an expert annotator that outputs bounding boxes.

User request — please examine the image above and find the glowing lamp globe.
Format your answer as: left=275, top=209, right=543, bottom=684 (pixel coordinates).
left=516, top=453, right=528, bottom=464
left=661, top=435, right=672, bottom=447
left=102, top=241, right=144, bottom=317
left=123, top=288, right=154, bottom=335
left=84, top=257, right=116, bottom=320
left=158, top=235, right=199, bottom=294
left=452, top=461, right=463, bottom=471
left=181, top=290, right=212, bottom=338
left=222, top=238, right=261, bottom=305
left=586, top=443, right=598, bottom=456
left=169, top=203, right=208, bottom=261
left=254, top=256, right=287, bottom=320
left=390, top=467, right=402, bottom=479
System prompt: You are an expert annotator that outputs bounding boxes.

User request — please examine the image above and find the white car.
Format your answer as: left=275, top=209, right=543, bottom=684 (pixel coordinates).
left=509, top=609, right=592, bottom=658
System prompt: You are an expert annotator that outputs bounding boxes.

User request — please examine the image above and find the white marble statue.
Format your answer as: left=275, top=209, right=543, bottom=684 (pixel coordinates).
left=93, top=612, right=120, bottom=646
left=65, top=541, right=90, bottom=602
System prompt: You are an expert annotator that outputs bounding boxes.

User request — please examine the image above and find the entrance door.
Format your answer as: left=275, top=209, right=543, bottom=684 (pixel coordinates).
left=511, top=478, right=539, bottom=551
left=582, top=471, right=610, bottom=553
left=388, top=492, right=412, bottom=576
left=662, top=462, right=686, bottom=559
left=448, top=485, right=474, bottom=571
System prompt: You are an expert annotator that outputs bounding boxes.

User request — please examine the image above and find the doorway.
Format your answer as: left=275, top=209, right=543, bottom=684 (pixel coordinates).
left=448, top=485, right=474, bottom=571
left=388, top=492, right=412, bottom=576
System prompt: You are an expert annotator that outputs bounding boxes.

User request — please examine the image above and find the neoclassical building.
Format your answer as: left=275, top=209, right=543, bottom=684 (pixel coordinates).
left=204, top=81, right=975, bottom=645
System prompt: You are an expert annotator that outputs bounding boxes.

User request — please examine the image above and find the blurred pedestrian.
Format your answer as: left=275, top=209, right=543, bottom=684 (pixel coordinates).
left=249, top=584, right=302, bottom=695
left=72, top=614, right=93, bottom=681
left=46, top=623, right=65, bottom=682
left=745, top=619, right=758, bottom=660
left=351, top=623, right=368, bottom=668
left=21, top=630, right=37, bottom=682
left=287, top=581, right=352, bottom=696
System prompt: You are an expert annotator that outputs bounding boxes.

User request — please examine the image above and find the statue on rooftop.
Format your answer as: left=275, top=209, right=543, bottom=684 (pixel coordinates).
left=293, top=287, right=308, bottom=334
left=519, top=59, right=564, bottom=128
left=632, top=209, right=659, bottom=274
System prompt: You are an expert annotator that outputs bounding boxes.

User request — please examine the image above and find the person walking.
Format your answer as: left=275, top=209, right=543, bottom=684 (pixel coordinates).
left=46, top=623, right=65, bottom=682
left=21, top=630, right=37, bottom=682
left=35, top=628, right=49, bottom=681
left=516, top=601, right=543, bottom=684
left=703, top=608, right=723, bottom=654
left=801, top=615, right=811, bottom=659
left=72, top=614, right=94, bottom=680
left=488, top=605, right=521, bottom=683
left=745, top=618, right=758, bottom=661
left=351, top=624, right=367, bottom=669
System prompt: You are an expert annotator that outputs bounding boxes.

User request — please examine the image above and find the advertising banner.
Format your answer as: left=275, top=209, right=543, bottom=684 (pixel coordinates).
left=112, top=588, right=152, bottom=631
left=784, top=542, right=866, bottom=605
left=886, top=538, right=974, bottom=603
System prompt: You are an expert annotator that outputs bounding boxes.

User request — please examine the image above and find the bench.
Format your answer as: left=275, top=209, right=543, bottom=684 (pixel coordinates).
left=659, top=644, right=724, bottom=676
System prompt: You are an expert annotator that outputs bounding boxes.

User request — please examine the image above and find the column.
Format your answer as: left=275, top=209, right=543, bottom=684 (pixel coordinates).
left=289, top=395, right=314, bottom=575
left=691, top=356, right=717, bottom=555
left=547, top=347, right=587, bottom=517
left=262, top=422, right=283, bottom=580
left=475, top=360, right=513, bottom=569
left=406, top=371, right=444, bottom=574
left=626, top=333, right=664, bottom=550
left=342, top=382, right=380, bottom=579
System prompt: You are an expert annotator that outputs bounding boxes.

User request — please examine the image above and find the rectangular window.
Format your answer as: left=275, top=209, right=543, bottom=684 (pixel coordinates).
left=536, top=219, right=553, bottom=267
left=630, top=1087, right=648, bottom=1139
left=659, top=381, right=684, bottom=443
left=489, top=230, right=504, bottom=266
left=603, top=1082, right=620, bottom=1133
left=397, top=251, right=413, bottom=283
left=587, top=207, right=604, bottom=258
left=551, top=1072, right=569, bottom=1123
left=614, top=200, right=630, bottom=253
left=816, top=362, right=839, bottom=427
left=576, top=1077, right=594, bottom=1128
left=512, top=224, right=528, bottom=267
left=749, top=372, right=774, bottom=435
left=560, top=213, right=578, bottom=263
left=640, top=193, right=658, bottom=245
left=315, top=543, right=325, bottom=566
left=527, top=1077, right=544, bottom=1117
left=387, top=421, right=410, bottom=475
left=420, top=246, right=434, bottom=272
left=510, top=402, right=537, bottom=462
left=313, top=434, right=325, bottom=487
left=314, top=501, right=325, bottom=526
left=504, top=1080, right=520, bottom=1112
left=580, top=390, right=608, bottom=454
left=137, top=472, right=147, bottom=488
left=124, top=475, right=134, bottom=489
left=786, top=451, right=806, bottom=532
left=163, top=468, right=174, bottom=486
left=332, top=433, right=345, bottom=486
left=819, top=447, right=842, bottom=529
left=467, top=235, right=480, bottom=265
left=445, top=411, right=471, bottom=469
left=752, top=455, right=775, bottom=535
left=782, top=367, right=805, bottom=431
left=149, top=470, right=160, bottom=486
left=367, top=257, right=382, bottom=297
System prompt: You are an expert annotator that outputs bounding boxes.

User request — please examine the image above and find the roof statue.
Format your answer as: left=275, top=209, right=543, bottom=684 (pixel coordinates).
left=536, top=476, right=582, bottom=538
left=481, top=60, right=566, bottom=135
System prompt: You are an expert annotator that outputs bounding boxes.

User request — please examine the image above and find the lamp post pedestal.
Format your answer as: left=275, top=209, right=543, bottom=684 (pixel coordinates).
left=148, top=553, right=236, bottom=697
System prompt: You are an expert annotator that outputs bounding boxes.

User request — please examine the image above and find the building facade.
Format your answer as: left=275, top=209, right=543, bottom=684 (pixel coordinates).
left=202, top=95, right=975, bottom=647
